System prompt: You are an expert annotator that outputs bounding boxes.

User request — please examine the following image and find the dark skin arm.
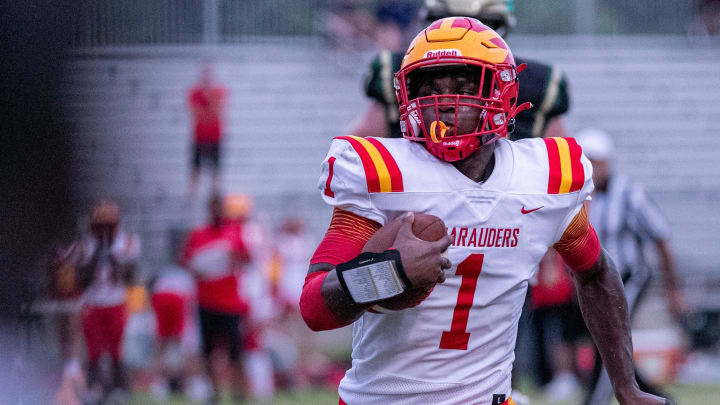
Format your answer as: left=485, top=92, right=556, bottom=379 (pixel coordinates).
left=308, top=264, right=372, bottom=324
left=572, top=249, right=669, bottom=405
left=307, top=212, right=452, bottom=325
left=655, top=239, right=685, bottom=321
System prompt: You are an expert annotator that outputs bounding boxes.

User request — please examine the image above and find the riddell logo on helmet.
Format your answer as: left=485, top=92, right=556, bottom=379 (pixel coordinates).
left=424, top=49, right=462, bottom=58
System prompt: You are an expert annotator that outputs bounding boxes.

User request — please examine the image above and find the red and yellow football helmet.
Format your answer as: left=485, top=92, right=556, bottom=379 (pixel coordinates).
left=394, top=17, right=530, bottom=162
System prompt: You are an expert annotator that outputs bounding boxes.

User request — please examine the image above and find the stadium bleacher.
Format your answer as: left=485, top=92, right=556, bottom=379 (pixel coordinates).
left=60, top=37, right=720, bottom=307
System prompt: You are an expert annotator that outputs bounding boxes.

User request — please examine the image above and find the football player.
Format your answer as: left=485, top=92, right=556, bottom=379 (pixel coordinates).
left=352, top=0, right=569, bottom=141
left=300, top=18, right=671, bottom=405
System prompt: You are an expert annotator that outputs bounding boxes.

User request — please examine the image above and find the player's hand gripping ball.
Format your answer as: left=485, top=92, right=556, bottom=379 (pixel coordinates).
left=363, top=212, right=451, bottom=311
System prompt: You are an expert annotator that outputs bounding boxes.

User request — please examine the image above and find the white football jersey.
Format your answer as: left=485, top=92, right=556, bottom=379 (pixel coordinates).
left=317, top=136, right=593, bottom=405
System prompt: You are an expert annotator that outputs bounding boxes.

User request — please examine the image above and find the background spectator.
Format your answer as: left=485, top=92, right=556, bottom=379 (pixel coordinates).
left=188, top=64, right=228, bottom=195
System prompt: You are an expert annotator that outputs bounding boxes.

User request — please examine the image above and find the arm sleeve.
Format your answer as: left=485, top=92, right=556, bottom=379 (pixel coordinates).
left=310, top=208, right=381, bottom=266
left=300, top=208, right=381, bottom=331
left=317, top=138, right=387, bottom=224
left=554, top=204, right=601, bottom=272
left=300, top=271, right=344, bottom=331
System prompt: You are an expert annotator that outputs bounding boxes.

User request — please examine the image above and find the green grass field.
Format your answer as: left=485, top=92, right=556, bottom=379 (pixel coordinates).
left=131, top=383, right=720, bottom=404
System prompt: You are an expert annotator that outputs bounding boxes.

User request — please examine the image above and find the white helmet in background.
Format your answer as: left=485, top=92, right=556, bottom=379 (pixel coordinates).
left=576, top=128, right=615, bottom=161
left=420, top=0, right=517, bottom=36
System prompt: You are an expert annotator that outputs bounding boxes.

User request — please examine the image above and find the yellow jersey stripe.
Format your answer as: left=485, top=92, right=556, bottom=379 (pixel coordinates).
left=555, top=137, right=573, bottom=194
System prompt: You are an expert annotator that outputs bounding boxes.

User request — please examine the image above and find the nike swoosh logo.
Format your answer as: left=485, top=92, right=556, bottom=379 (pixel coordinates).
left=521, top=206, right=544, bottom=214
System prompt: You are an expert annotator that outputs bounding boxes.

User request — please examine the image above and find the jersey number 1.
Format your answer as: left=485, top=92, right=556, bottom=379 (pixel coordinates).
left=439, top=253, right=484, bottom=350
left=323, top=156, right=336, bottom=198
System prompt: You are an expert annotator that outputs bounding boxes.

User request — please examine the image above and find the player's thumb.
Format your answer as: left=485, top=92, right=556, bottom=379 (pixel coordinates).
left=395, top=212, right=416, bottom=238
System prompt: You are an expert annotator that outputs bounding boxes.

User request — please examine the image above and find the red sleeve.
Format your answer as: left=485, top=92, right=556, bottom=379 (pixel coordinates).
left=299, top=271, right=346, bottom=331
left=310, top=208, right=381, bottom=266
left=300, top=208, right=381, bottom=331
left=554, top=204, right=601, bottom=272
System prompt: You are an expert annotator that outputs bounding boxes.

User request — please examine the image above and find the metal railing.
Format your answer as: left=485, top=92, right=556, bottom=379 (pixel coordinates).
left=64, top=0, right=707, bottom=48
left=66, top=0, right=330, bottom=48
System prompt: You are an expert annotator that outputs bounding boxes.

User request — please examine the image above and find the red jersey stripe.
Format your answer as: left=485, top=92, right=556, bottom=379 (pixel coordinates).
left=336, top=136, right=381, bottom=193
left=566, top=137, right=585, bottom=192
left=544, top=138, right=562, bottom=194
left=365, top=138, right=404, bottom=192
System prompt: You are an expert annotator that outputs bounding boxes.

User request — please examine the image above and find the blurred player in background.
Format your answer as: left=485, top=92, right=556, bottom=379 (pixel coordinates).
left=352, top=0, right=570, bottom=141
left=266, top=217, right=319, bottom=388
left=576, top=128, right=685, bottom=405
left=77, top=200, right=140, bottom=403
left=45, top=235, right=84, bottom=373
left=149, top=264, right=204, bottom=401
left=300, top=17, right=670, bottom=405
left=224, top=193, right=278, bottom=402
left=182, top=194, right=251, bottom=403
left=46, top=235, right=86, bottom=405
left=188, top=64, right=228, bottom=195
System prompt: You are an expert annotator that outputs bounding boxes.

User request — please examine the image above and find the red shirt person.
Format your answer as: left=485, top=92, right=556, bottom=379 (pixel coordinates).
left=188, top=65, right=228, bottom=193
left=182, top=194, right=250, bottom=400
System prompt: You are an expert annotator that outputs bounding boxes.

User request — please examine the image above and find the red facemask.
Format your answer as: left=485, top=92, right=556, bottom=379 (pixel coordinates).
left=396, top=60, right=531, bottom=162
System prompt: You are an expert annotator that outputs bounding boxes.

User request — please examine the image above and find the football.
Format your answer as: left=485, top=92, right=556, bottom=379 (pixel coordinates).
left=362, top=213, right=447, bottom=253
left=362, top=213, right=448, bottom=312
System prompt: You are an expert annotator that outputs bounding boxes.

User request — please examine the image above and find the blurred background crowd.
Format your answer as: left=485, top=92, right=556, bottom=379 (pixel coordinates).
left=1, top=0, right=720, bottom=404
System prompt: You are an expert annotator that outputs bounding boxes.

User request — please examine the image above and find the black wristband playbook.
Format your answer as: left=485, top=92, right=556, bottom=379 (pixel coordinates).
left=336, top=250, right=411, bottom=304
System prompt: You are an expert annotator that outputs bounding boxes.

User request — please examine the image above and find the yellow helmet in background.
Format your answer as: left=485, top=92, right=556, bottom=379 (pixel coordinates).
left=223, top=194, right=253, bottom=220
